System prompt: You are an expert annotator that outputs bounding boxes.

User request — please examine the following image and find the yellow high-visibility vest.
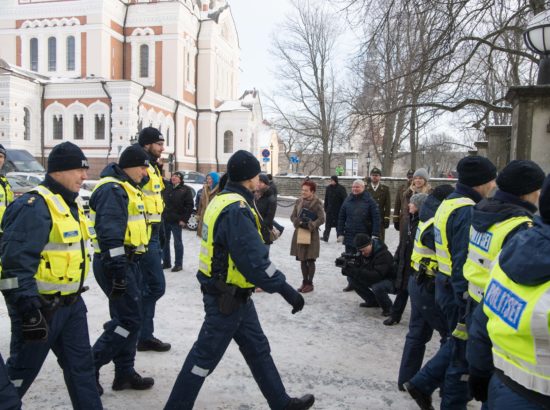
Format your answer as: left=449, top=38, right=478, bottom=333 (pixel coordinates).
left=410, top=218, right=438, bottom=275
left=142, top=164, right=165, bottom=223
left=0, top=175, right=14, bottom=224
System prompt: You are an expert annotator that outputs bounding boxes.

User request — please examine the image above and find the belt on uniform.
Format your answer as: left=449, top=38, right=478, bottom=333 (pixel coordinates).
left=200, top=284, right=254, bottom=300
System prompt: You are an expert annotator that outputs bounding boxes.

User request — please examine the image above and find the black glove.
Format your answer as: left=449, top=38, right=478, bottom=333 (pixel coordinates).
left=393, top=221, right=400, bottom=231
left=22, top=309, right=48, bottom=342
left=299, top=221, right=310, bottom=229
left=468, top=374, right=490, bottom=402
left=279, top=283, right=305, bottom=314
left=109, top=277, right=127, bottom=300
left=384, top=220, right=390, bottom=229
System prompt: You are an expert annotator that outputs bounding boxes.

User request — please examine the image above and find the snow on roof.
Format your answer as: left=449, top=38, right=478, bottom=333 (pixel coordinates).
left=216, top=100, right=251, bottom=112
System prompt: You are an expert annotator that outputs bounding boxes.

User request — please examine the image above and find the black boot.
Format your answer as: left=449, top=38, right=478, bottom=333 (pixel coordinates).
left=285, top=394, right=315, bottom=410
left=137, top=336, right=171, bottom=352
left=112, top=371, right=154, bottom=391
left=404, top=382, right=434, bottom=410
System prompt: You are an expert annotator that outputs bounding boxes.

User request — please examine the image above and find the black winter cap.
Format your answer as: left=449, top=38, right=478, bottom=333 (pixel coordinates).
left=331, top=175, right=338, bottom=183
left=138, top=127, right=164, bottom=146
left=432, top=184, right=455, bottom=202
left=354, top=233, right=372, bottom=250
left=47, top=142, right=89, bottom=173
left=457, top=155, right=497, bottom=187
left=259, top=173, right=270, bottom=184
left=0, top=144, right=6, bottom=157
left=227, top=150, right=261, bottom=182
left=119, top=144, right=150, bottom=169
left=540, top=174, right=550, bottom=224
left=496, top=160, right=545, bottom=196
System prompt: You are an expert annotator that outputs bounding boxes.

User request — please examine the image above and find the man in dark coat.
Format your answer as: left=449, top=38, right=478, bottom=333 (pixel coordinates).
left=393, top=169, right=414, bottom=231
left=322, top=175, right=347, bottom=242
left=162, top=171, right=194, bottom=272
left=254, top=173, right=278, bottom=249
left=366, top=167, right=391, bottom=242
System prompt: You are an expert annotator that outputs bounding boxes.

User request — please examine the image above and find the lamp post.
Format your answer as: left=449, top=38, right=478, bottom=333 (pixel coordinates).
left=524, top=9, right=550, bottom=84
left=270, top=142, right=274, bottom=175
left=366, top=151, right=371, bottom=177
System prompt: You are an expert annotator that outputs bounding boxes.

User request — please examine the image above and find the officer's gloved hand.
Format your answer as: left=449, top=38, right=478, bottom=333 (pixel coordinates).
left=468, top=374, right=490, bottom=402
left=279, top=283, right=305, bottom=314
left=22, top=309, right=48, bottom=342
left=394, top=221, right=400, bottom=231
left=109, top=277, right=127, bottom=300
left=337, top=235, right=344, bottom=243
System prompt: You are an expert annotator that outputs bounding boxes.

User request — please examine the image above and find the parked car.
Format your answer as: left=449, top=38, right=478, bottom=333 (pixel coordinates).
left=6, top=174, right=36, bottom=198
left=4, top=149, right=45, bottom=173
left=7, top=172, right=91, bottom=213
left=177, top=171, right=206, bottom=185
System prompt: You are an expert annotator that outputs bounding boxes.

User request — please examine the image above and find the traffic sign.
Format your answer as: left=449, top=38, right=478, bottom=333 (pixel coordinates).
left=290, top=156, right=300, bottom=163
left=262, top=157, right=270, bottom=162
left=261, top=149, right=270, bottom=158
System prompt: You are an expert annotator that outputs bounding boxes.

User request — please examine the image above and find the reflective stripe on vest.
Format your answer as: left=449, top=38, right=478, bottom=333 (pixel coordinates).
left=198, top=193, right=262, bottom=289
left=31, top=185, right=93, bottom=295
left=0, top=176, right=13, bottom=225
left=90, top=177, right=150, bottom=253
left=463, top=216, right=532, bottom=303
left=142, top=164, right=165, bottom=223
left=410, top=218, right=438, bottom=275
left=433, top=197, right=475, bottom=276
left=484, top=261, right=550, bottom=395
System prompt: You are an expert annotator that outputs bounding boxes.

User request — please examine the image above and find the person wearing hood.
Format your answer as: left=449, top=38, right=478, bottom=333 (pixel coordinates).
left=196, top=171, right=220, bottom=237
left=322, top=175, right=347, bottom=242
left=337, top=179, right=381, bottom=292
left=1, top=142, right=100, bottom=408
left=463, top=160, right=545, bottom=406
left=135, top=128, right=172, bottom=353
left=164, top=150, right=314, bottom=410
left=398, top=185, right=454, bottom=394
left=340, top=233, right=395, bottom=316
left=405, top=156, right=497, bottom=410
left=468, top=173, right=550, bottom=409
left=91, top=144, right=155, bottom=394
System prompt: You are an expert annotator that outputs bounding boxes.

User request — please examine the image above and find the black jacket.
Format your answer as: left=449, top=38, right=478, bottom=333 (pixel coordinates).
left=324, top=183, right=347, bottom=226
left=394, top=212, right=419, bottom=290
left=342, top=239, right=394, bottom=286
left=254, top=186, right=277, bottom=245
left=163, top=182, right=194, bottom=224
left=337, top=191, right=381, bottom=246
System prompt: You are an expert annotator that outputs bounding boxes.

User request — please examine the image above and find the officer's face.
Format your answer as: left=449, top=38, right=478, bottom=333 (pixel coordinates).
left=243, top=174, right=259, bottom=192
left=125, top=166, right=149, bottom=184
left=146, top=141, right=165, bottom=159
left=522, top=189, right=540, bottom=206
left=475, top=179, right=497, bottom=198
left=351, top=183, right=365, bottom=195
left=0, top=154, right=5, bottom=169
left=371, top=174, right=380, bottom=184
left=51, top=168, right=88, bottom=193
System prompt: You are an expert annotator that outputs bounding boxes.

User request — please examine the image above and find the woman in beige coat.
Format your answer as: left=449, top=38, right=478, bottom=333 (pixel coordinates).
left=290, top=181, right=325, bottom=293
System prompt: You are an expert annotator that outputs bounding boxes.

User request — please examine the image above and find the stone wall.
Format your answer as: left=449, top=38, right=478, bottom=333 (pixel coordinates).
left=273, top=175, right=458, bottom=203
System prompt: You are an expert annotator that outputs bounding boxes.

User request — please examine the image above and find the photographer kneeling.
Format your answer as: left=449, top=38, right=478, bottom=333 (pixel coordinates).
left=337, top=233, right=394, bottom=317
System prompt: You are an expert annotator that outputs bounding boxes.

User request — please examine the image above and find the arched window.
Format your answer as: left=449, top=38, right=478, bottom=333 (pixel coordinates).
left=24, top=108, right=31, bottom=141
left=140, top=44, right=149, bottom=78
left=48, top=37, right=56, bottom=71
left=53, top=115, right=63, bottom=139
left=66, top=36, right=75, bottom=71
left=94, top=114, right=105, bottom=140
left=73, top=114, right=83, bottom=140
left=223, top=130, right=233, bottom=154
left=30, top=38, right=38, bottom=72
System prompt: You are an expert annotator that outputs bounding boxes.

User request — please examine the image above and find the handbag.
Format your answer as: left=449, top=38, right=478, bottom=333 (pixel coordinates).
left=296, top=227, right=311, bottom=245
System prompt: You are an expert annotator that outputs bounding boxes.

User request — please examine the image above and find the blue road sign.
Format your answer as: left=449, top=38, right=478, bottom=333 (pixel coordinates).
left=262, top=149, right=270, bottom=158
left=262, top=157, right=270, bottom=162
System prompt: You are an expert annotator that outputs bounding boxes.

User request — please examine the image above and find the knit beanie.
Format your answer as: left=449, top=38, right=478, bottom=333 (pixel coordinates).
left=227, top=150, right=261, bottom=182
left=457, top=155, right=497, bottom=187
left=138, top=127, right=164, bottom=146
left=353, top=233, right=372, bottom=250
left=47, top=142, right=89, bottom=173
left=330, top=175, right=338, bottom=183
left=432, top=184, right=455, bottom=202
left=410, top=193, right=429, bottom=210
left=496, top=160, right=545, bottom=196
left=413, top=168, right=429, bottom=181
left=207, top=172, right=220, bottom=188
left=540, top=174, right=550, bottom=224
left=259, top=173, right=270, bottom=185
left=119, top=144, right=150, bottom=169
left=172, top=171, right=184, bottom=182
left=0, top=144, right=6, bottom=157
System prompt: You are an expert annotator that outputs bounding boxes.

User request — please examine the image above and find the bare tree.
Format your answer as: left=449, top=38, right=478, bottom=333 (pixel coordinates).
left=268, top=0, right=348, bottom=175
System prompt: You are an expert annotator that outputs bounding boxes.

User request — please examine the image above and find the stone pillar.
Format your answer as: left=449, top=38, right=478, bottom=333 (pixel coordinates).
left=484, top=125, right=511, bottom=171
left=506, top=86, right=550, bottom=173
left=474, top=141, right=488, bottom=157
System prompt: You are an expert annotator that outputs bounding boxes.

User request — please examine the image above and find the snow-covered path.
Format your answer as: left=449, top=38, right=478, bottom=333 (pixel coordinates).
left=0, top=217, right=473, bottom=409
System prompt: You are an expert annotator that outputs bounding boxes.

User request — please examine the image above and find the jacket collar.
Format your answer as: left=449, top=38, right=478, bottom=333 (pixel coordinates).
left=42, top=174, right=78, bottom=205
left=455, top=182, right=483, bottom=203
left=494, top=190, right=538, bottom=214
left=225, top=181, right=254, bottom=205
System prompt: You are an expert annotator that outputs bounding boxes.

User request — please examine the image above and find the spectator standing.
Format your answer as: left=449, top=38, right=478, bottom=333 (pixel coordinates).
left=366, top=167, right=391, bottom=242
left=196, top=172, right=220, bottom=237
left=322, top=176, right=347, bottom=242
left=162, top=171, right=194, bottom=272
left=335, top=164, right=344, bottom=176
left=337, top=179, right=381, bottom=292
left=385, top=193, right=428, bottom=326
left=254, top=173, right=278, bottom=253
left=393, top=169, right=414, bottom=231
left=290, top=181, right=326, bottom=293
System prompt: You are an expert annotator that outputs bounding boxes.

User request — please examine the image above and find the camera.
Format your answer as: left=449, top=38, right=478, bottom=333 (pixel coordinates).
left=335, top=252, right=361, bottom=269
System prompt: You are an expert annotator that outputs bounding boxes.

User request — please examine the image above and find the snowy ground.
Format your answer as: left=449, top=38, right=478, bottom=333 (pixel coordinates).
left=0, top=212, right=475, bottom=409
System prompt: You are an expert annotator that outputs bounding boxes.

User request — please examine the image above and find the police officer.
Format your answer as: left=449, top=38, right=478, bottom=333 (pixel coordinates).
left=0, top=143, right=21, bottom=409
left=164, top=150, right=314, bottom=410
left=476, top=174, right=550, bottom=409
left=405, top=156, right=497, bottom=409
left=366, top=167, right=391, bottom=242
left=399, top=185, right=453, bottom=393
left=0, top=142, right=101, bottom=408
left=463, top=160, right=545, bottom=405
left=135, top=127, right=171, bottom=352
left=91, top=144, right=154, bottom=394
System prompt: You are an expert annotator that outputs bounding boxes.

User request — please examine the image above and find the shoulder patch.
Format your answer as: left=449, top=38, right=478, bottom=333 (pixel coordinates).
left=26, top=196, right=37, bottom=206
left=527, top=221, right=533, bottom=228
left=239, top=200, right=246, bottom=208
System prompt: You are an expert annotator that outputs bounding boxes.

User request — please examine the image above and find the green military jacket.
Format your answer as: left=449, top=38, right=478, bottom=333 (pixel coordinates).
left=367, top=183, right=391, bottom=226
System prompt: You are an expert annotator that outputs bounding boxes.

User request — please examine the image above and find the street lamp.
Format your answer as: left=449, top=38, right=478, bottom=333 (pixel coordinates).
left=366, top=151, right=371, bottom=176
left=524, top=9, right=550, bottom=84
left=270, top=143, right=274, bottom=175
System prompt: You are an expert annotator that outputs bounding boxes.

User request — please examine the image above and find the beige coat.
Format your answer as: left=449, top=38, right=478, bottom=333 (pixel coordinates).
left=290, top=195, right=325, bottom=261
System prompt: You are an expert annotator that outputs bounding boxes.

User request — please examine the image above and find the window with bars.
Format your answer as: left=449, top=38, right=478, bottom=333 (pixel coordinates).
left=74, top=115, right=83, bottom=140
left=140, top=44, right=149, bottom=78
left=95, top=114, right=105, bottom=140
left=48, top=37, right=56, bottom=71
left=24, top=108, right=31, bottom=141
left=30, top=38, right=38, bottom=72
left=53, top=116, right=63, bottom=139
left=67, top=36, right=75, bottom=71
